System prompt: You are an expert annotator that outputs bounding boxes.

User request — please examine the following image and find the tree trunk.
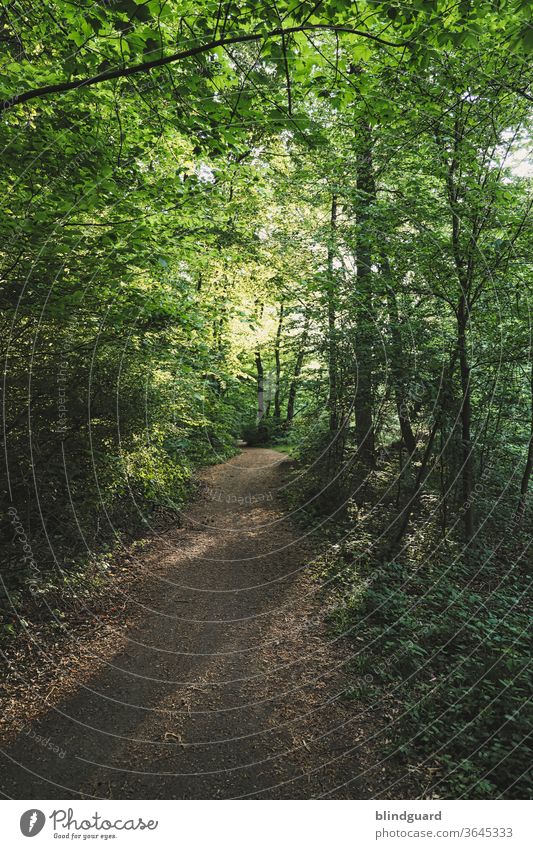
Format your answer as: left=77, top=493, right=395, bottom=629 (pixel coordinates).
left=273, top=302, right=284, bottom=420
left=517, top=356, right=533, bottom=520
left=286, top=321, right=308, bottom=424
left=383, top=260, right=417, bottom=454
left=354, top=123, right=376, bottom=469
left=326, top=195, right=339, bottom=433
left=255, top=349, right=264, bottom=423
left=254, top=300, right=265, bottom=423
left=386, top=346, right=458, bottom=556
left=457, top=293, right=474, bottom=541
left=445, top=115, right=475, bottom=544
left=440, top=424, right=448, bottom=538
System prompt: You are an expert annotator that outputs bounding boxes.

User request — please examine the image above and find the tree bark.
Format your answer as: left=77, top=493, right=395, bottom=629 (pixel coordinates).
left=273, top=302, right=284, bottom=420
left=326, top=195, right=339, bottom=433
left=254, top=300, right=265, bottom=423
left=386, top=346, right=458, bottom=556
left=446, top=116, right=474, bottom=543
left=457, top=292, right=474, bottom=541
left=255, top=349, right=264, bottom=423
left=286, top=320, right=308, bottom=424
left=383, top=259, right=417, bottom=454
left=517, top=356, right=533, bottom=520
left=354, top=123, right=376, bottom=469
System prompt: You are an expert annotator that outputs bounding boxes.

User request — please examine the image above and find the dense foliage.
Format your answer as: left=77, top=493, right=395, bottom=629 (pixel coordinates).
left=1, top=0, right=531, bottom=798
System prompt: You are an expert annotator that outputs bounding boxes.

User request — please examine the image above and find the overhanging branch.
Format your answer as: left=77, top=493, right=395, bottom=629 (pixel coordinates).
left=1, top=24, right=409, bottom=113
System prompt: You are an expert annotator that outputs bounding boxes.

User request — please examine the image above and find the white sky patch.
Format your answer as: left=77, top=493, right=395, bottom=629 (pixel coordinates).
left=196, top=163, right=216, bottom=183
left=499, top=130, right=532, bottom=179
left=507, top=146, right=533, bottom=178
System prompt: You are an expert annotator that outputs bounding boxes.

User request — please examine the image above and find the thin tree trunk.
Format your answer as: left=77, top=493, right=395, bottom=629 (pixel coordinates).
left=440, top=424, right=448, bottom=538
left=396, top=441, right=403, bottom=508
left=255, top=349, right=264, bottom=423
left=388, top=415, right=441, bottom=555
left=383, top=262, right=417, bottom=454
left=286, top=320, right=308, bottom=424
left=446, top=116, right=475, bottom=543
left=517, top=356, right=533, bottom=520
left=273, top=302, right=284, bottom=420
left=354, top=123, right=376, bottom=469
left=254, top=300, right=265, bottom=423
left=327, top=195, right=339, bottom=433
left=457, top=294, right=474, bottom=542
left=386, top=346, right=458, bottom=556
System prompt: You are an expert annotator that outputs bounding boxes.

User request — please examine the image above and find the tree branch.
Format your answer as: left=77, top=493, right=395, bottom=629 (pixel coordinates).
left=1, top=24, right=409, bottom=114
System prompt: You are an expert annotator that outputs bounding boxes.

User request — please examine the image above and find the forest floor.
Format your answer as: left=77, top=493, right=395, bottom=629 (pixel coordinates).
left=0, top=448, right=412, bottom=799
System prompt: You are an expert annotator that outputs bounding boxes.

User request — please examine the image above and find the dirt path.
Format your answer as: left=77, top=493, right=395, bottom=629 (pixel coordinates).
left=1, top=448, right=395, bottom=800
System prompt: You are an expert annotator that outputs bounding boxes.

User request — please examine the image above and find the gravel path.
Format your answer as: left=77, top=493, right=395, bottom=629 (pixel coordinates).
left=1, top=448, right=391, bottom=799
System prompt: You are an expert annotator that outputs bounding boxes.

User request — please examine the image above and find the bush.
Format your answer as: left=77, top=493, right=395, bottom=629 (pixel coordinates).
left=241, top=419, right=278, bottom=445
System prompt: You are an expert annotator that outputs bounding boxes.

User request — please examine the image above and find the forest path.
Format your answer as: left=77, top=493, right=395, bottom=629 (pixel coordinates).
left=1, top=448, right=391, bottom=800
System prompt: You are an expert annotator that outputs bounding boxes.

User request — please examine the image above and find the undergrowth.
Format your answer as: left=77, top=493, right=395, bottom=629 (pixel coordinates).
left=297, top=455, right=532, bottom=800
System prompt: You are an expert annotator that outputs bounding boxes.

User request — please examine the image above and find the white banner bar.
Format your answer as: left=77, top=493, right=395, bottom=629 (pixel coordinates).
left=1, top=799, right=531, bottom=848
